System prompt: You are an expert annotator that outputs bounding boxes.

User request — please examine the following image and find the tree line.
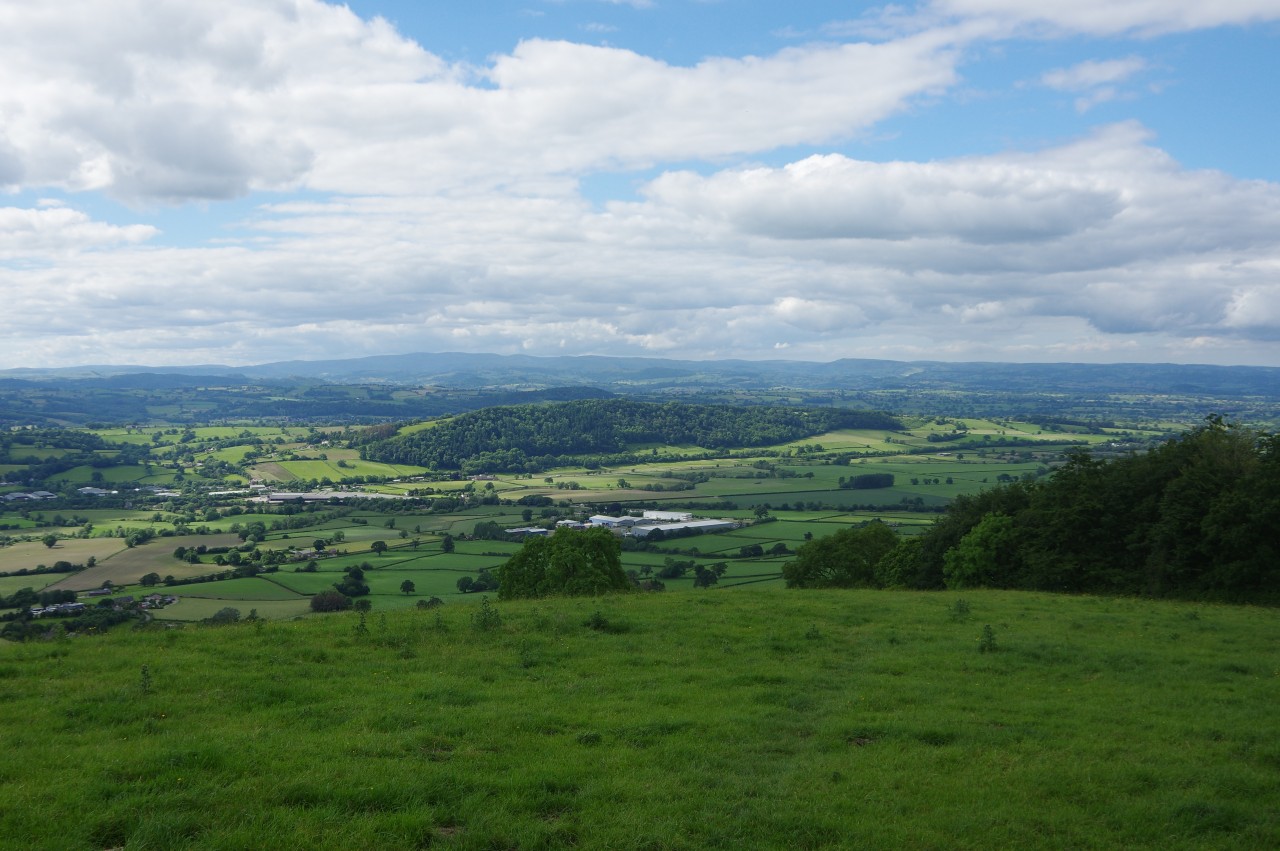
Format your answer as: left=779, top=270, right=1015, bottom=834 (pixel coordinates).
left=786, top=418, right=1279, bottom=602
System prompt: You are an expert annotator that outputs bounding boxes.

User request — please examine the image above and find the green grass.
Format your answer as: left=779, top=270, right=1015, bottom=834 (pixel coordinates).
left=159, top=597, right=312, bottom=622
left=1, top=589, right=1275, bottom=849
left=0, top=574, right=64, bottom=595
left=168, top=577, right=308, bottom=601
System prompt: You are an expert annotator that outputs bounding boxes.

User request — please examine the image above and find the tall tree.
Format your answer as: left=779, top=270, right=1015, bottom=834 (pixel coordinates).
left=499, top=528, right=630, bottom=599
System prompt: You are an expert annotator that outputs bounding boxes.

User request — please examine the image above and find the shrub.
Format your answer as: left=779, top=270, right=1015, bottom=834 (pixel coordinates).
left=471, top=597, right=502, bottom=632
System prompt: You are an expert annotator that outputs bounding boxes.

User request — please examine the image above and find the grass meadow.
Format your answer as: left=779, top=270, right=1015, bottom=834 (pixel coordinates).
left=0, top=588, right=1275, bottom=849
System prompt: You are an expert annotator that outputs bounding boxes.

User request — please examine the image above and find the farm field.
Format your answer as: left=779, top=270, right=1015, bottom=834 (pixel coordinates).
left=0, top=537, right=127, bottom=578
left=0, top=589, right=1275, bottom=848
left=43, top=534, right=242, bottom=592
left=0, top=573, right=66, bottom=596
left=158, top=596, right=313, bottom=622
left=0, top=414, right=1178, bottom=620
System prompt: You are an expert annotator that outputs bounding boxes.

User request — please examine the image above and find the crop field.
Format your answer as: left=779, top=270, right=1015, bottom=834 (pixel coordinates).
left=2, top=589, right=1274, bottom=849
left=0, top=537, right=127, bottom=576
left=43, top=534, right=242, bottom=592
left=257, top=459, right=433, bottom=482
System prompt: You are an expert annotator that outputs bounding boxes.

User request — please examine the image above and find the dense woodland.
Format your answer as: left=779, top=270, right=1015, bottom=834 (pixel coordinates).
left=787, top=418, right=1278, bottom=602
left=361, top=399, right=900, bottom=473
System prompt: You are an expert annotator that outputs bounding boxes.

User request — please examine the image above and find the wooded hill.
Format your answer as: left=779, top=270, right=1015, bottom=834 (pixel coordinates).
left=360, top=399, right=900, bottom=473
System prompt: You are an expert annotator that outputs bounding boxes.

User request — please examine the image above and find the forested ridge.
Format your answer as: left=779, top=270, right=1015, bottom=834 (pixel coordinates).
left=789, top=418, right=1279, bottom=602
left=361, top=399, right=900, bottom=472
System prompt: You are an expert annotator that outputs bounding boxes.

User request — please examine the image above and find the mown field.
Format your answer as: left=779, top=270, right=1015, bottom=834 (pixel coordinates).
left=0, top=589, right=1275, bottom=849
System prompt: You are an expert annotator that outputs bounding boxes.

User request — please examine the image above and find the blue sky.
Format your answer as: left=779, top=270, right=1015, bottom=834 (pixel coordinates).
left=2, top=0, right=1280, bottom=368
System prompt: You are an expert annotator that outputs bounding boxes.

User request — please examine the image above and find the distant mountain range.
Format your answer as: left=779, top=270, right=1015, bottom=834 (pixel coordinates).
left=4, top=351, right=1278, bottom=397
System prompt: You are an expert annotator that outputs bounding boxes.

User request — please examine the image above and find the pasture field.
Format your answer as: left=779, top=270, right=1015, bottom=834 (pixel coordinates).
left=1, top=589, right=1274, bottom=849
left=0, top=573, right=64, bottom=595
left=158, top=596, right=312, bottom=622
left=171, top=577, right=310, bottom=602
left=54, top=464, right=173, bottom=485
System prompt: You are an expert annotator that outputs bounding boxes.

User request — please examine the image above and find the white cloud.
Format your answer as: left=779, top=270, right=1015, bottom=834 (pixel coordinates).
left=4, top=122, right=1279, bottom=366
left=1, top=1, right=1278, bottom=368
left=1041, top=56, right=1149, bottom=112
left=830, top=1, right=1280, bottom=41
left=1042, top=57, right=1147, bottom=91
left=0, top=1, right=960, bottom=202
left=930, top=0, right=1280, bottom=36
left=0, top=206, right=157, bottom=257
left=641, top=153, right=1122, bottom=244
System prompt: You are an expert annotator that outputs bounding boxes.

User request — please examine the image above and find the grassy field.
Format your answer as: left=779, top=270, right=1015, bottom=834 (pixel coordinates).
left=159, top=596, right=314, bottom=622
left=0, top=588, right=1275, bottom=849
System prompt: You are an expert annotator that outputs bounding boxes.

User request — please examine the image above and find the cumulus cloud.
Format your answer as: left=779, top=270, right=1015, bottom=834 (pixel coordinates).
left=641, top=153, right=1122, bottom=244
left=0, top=206, right=157, bottom=257
left=4, top=121, right=1277, bottom=367
left=1, top=1, right=1278, bottom=368
left=0, top=1, right=959, bottom=202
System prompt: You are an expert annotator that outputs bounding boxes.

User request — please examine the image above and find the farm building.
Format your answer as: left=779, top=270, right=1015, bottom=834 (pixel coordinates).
left=589, top=515, right=638, bottom=528
left=504, top=527, right=551, bottom=539
left=629, top=519, right=737, bottom=538
left=642, top=510, right=693, bottom=522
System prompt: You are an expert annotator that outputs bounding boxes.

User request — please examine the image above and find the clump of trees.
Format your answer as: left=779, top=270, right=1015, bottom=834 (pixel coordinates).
left=783, top=522, right=899, bottom=588
left=499, top=528, right=630, bottom=599
left=332, top=565, right=370, bottom=598
left=839, top=473, right=895, bottom=490
left=310, top=590, right=352, bottom=612
left=457, top=569, right=499, bottom=594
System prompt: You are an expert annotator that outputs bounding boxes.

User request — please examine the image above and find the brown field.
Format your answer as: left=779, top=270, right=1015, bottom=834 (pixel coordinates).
left=251, top=462, right=293, bottom=482
left=46, top=533, right=242, bottom=591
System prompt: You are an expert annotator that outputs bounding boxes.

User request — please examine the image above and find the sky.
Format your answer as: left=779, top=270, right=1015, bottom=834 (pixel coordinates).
left=3, top=1, right=1280, bottom=369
